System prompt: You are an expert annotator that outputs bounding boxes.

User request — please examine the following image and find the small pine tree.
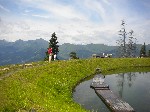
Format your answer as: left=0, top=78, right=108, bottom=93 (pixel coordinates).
left=45, top=32, right=59, bottom=61
left=148, top=50, right=150, bottom=57
left=117, top=20, right=127, bottom=57
left=69, top=52, right=79, bottom=59
left=127, top=30, right=137, bottom=57
left=140, top=42, right=146, bottom=57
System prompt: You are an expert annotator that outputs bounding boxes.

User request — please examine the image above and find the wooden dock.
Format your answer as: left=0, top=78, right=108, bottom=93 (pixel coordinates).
left=90, top=82, right=135, bottom=112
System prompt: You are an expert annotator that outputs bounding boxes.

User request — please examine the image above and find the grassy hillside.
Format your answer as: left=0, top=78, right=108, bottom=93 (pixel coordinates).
left=0, top=58, right=150, bottom=112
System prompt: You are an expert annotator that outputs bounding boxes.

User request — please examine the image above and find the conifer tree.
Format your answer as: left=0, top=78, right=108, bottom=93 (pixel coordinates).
left=140, top=42, right=146, bottom=57
left=69, top=52, right=79, bottom=59
left=45, top=32, right=59, bottom=61
left=117, top=20, right=127, bottom=57
left=117, top=20, right=137, bottom=57
left=148, top=50, right=150, bottom=57
left=127, top=30, right=137, bottom=57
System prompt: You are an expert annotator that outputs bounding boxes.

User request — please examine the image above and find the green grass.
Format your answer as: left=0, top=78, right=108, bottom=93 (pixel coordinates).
left=0, top=58, right=150, bottom=112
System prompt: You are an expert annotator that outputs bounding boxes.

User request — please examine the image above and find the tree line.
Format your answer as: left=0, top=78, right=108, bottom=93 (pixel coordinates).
left=45, top=20, right=150, bottom=60
left=117, top=20, right=150, bottom=58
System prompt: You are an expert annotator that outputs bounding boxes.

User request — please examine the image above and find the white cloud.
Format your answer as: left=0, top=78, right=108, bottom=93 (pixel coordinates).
left=0, top=16, right=118, bottom=45
left=0, top=0, right=150, bottom=45
left=84, top=0, right=106, bottom=20
left=24, top=9, right=32, bottom=13
left=102, top=0, right=111, bottom=6
left=16, top=0, right=87, bottom=21
left=0, top=4, right=10, bottom=12
left=31, top=14, right=50, bottom=19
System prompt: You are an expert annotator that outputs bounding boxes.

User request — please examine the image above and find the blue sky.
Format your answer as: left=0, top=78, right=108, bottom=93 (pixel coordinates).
left=0, top=0, right=150, bottom=45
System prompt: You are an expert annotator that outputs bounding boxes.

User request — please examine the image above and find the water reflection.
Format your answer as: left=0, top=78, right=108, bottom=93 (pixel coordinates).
left=115, top=72, right=137, bottom=97
left=73, top=72, right=150, bottom=112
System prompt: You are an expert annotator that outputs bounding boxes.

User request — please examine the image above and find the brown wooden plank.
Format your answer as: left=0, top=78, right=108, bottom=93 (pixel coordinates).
left=90, top=82, right=109, bottom=89
left=90, top=81, right=135, bottom=112
left=95, top=89, right=135, bottom=112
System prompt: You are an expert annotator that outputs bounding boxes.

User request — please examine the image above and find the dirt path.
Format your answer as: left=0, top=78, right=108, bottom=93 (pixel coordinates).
left=0, top=63, right=48, bottom=81
left=0, top=71, right=16, bottom=80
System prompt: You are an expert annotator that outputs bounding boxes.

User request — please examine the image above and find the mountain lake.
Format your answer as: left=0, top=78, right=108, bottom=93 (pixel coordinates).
left=73, top=72, right=150, bottom=112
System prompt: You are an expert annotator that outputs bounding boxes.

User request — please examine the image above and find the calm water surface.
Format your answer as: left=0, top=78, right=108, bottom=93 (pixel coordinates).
left=73, top=72, right=150, bottom=112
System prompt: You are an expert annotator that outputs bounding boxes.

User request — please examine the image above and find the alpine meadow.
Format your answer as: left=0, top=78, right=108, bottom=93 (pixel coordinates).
left=0, top=58, right=150, bottom=111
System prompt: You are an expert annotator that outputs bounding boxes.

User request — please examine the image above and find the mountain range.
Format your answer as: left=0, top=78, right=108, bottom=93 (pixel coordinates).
left=0, top=39, right=149, bottom=66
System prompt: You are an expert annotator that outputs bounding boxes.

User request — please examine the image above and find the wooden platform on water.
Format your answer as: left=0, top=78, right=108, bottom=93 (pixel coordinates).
left=91, top=82, right=135, bottom=112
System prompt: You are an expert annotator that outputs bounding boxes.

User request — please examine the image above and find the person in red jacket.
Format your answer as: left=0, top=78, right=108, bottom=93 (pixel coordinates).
left=48, top=48, right=53, bottom=62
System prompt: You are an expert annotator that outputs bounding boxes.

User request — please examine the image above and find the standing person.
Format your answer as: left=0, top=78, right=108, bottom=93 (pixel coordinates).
left=48, top=48, right=53, bottom=62
left=54, top=54, right=57, bottom=60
